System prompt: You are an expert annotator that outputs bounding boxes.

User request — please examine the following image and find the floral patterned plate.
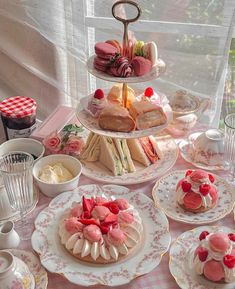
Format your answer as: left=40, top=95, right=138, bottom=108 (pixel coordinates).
left=81, top=136, right=178, bottom=185
left=7, top=249, right=48, bottom=289
left=31, top=185, right=171, bottom=287
left=179, top=132, right=225, bottom=171
left=87, top=55, right=166, bottom=83
left=152, top=170, right=234, bottom=225
left=76, top=93, right=172, bottom=139
left=169, top=225, right=235, bottom=289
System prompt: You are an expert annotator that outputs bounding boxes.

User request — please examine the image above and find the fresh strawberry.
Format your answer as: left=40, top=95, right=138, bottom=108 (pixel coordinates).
left=82, top=196, right=95, bottom=214
left=181, top=180, right=192, bottom=192
left=94, top=89, right=104, bottom=99
left=223, top=254, right=235, bottom=268
left=79, top=218, right=100, bottom=226
left=199, top=184, right=211, bottom=196
left=199, top=231, right=209, bottom=241
left=197, top=247, right=208, bottom=262
left=100, top=224, right=110, bottom=234
left=103, top=213, right=118, bottom=224
left=228, top=233, right=235, bottom=242
left=144, top=87, right=154, bottom=97
left=185, top=170, right=193, bottom=177
left=109, top=203, right=120, bottom=214
left=208, top=174, right=215, bottom=183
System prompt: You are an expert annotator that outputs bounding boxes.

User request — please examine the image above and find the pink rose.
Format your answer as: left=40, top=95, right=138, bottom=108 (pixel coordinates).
left=43, top=131, right=61, bottom=153
left=64, top=136, right=85, bottom=154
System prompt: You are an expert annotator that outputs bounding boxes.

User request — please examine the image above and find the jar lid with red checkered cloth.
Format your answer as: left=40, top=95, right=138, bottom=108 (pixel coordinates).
left=0, top=96, right=37, bottom=118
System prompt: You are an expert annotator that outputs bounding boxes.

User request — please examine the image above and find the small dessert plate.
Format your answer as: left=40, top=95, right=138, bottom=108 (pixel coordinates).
left=7, top=249, right=48, bottom=289
left=179, top=132, right=225, bottom=171
left=32, top=185, right=171, bottom=287
left=169, top=225, right=235, bottom=289
left=87, top=55, right=166, bottom=83
left=152, top=170, right=234, bottom=225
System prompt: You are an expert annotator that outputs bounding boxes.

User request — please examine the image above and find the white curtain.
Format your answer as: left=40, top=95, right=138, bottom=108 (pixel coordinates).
left=0, top=0, right=234, bottom=137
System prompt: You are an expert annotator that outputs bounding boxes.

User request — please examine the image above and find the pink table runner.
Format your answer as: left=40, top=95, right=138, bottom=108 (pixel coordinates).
left=19, top=154, right=235, bottom=289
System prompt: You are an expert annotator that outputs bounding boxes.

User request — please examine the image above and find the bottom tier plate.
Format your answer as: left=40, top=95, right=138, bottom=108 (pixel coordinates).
left=81, top=136, right=178, bottom=185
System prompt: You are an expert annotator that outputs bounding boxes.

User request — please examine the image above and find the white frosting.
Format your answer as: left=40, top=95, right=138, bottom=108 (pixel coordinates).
left=192, top=233, right=235, bottom=283
left=39, top=163, right=73, bottom=183
left=176, top=175, right=214, bottom=208
left=59, top=200, right=143, bottom=262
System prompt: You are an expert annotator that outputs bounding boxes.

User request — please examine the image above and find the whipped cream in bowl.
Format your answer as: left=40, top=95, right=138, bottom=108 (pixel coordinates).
left=33, top=154, right=82, bottom=197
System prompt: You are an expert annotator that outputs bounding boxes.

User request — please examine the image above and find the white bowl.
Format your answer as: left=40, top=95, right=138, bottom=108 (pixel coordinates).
left=192, top=129, right=224, bottom=166
left=0, top=138, right=45, bottom=162
left=33, top=154, right=82, bottom=197
left=0, top=251, right=35, bottom=289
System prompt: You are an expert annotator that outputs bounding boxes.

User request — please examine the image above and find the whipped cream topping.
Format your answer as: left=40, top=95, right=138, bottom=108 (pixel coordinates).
left=176, top=174, right=215, bottom=208
left=59, top=197, right=143, bottom=262
left=192, top=232, right=235, bottom=283
left=38, top=163, right=74, bottom=183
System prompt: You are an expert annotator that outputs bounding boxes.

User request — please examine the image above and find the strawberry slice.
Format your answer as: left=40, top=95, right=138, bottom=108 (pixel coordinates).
left=199, top=231, right=209, bottom=241
left=100, top=224, right=111, bottom=234
left=79, top=218, right=100, bottom=226
left=103, top=213, right=118, bottom=224
left=224, top=254, right=235, bottom=268
left=197, top=247, right=208, bottom=262
left=185, top=170, right=193, bottom=177
left=109, top=203, right=120, bottom=214
left=228, top=233, right=235, bottom=242
left=181, top=181, right=192, bottom=192
left=82, top=196, right=95, bottom=213
left=208, top=173, right=215, bottom=183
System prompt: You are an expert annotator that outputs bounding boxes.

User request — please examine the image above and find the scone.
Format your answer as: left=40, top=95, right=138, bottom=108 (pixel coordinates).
left=59, top=195, right=143, bottom=264
left=192, top=230, right=235, bottom=283
left=176, top=169, right=218, bottom=212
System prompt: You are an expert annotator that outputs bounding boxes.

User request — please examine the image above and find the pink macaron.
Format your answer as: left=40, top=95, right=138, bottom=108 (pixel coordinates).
left=118, top=211, right=134, bottom=224
left=131, top=56, right=152, bottom=76
left=108, top=228, right=126, bottom=246
left=65, top=217, right=84, bottom=234
left=83, top=224, right=102, bottom=243
left=190, top=169, right=209, bottom=183
left=95, top=42, right=118, bottom=59
left=209, top=232, right=230, bottom=253
left=203, top=260, right=225, bottom=282
left=94, top=56, right=111, bottom=72
left=91, top=205, right=111, bottom=221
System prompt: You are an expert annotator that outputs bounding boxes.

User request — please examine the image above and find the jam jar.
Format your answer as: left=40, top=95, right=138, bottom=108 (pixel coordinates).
left=0, top=96, right=37, bottom=140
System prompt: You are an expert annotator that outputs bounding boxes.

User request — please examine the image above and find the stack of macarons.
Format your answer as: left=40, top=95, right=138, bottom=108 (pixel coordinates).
left=93, top=39, right=158, bottom=77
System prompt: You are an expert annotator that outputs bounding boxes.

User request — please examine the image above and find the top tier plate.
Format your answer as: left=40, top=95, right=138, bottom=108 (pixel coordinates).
left=87, top=55, right=166, bottom=83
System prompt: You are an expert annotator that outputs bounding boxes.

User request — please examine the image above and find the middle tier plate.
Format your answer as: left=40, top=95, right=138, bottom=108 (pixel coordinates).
left=81, top=136, right=178, bottom=185
left=76, top=92, right=172, bottom=139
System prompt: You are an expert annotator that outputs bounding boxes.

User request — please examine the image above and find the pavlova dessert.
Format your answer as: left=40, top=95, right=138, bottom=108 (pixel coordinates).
left=59, top=194, right=143, bottom=263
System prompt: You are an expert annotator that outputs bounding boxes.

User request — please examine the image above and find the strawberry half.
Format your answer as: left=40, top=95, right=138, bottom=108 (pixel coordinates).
left=185, top=170, right=193, bottom=177
left=199, top=231, right=209, bottom=241
left=199, top=184, right=211, bottom=196
left=109, top=203, right=120, bottom=214
left=79, top=218, right=100, bottom=226
left=100, top=224, right=111, bottom=234
left=181, top=180, right=192, bottom=192
left=197, top=247, right=208, bottom=262
left=223, top=254, right=235, bottom=268
left=228, top=233, right=235, bottom=242
left=208, top=173, right=215, bottom=183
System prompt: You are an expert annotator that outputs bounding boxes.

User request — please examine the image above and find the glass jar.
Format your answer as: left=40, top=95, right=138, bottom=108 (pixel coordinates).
left=0, top=96, right=37, bottom=140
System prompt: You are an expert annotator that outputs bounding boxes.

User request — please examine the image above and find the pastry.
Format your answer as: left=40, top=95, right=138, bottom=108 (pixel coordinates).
left=98, top=105, right=135, bottom=132
left=129, top=100, right=167, bottom=130
left=192, top=230, right=235, bottom=283
left=176, top=169, right=218, bottom=213
left=140, top=87, right=161, bottom=105
left=86, top=89, right=107, bottom=118
left=107, top=83, right=135, bottom=108
left=59, top=194, right=143, bottom=264
left=131, top=56, right=152, bottom=76
left=94, top=42, right=118, bottom=59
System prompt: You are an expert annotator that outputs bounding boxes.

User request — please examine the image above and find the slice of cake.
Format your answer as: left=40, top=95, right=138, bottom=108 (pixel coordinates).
left=176, top=169, right=218, bottom=213
left=192, top=230, right=235, bottom=283
left=59, top=195, right=143, bottom=264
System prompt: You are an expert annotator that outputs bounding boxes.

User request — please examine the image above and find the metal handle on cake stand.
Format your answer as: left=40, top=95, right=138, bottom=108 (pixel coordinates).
left=112, top=0, right=141, bottom=108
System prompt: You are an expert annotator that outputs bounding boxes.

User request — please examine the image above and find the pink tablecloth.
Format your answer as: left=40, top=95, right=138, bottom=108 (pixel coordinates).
left=18, top=154, right=235, bottom=289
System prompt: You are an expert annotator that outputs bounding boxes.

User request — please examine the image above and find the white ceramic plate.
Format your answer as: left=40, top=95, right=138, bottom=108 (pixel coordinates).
left=169, top=225, right=235, bottom=289
left=0, top=185, right=39, bottom=224
left=82, top=137, right=178, bottom=185
left=152, top=170, right=234, bottom=225
left=179, top=132, right=225, bottom=171
left=87, top=55, right=166, bottom=83
left=76, top=95, right=172, bottom=139
left=8, top=249, right=48, bottom=289
left=32, top=185, right=171, bottom=287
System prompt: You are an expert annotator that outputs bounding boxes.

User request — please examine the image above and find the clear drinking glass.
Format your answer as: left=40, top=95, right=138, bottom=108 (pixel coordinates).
left=0, top=151, right=34, bottom=240
left=224, top=113, right=235, bottom=184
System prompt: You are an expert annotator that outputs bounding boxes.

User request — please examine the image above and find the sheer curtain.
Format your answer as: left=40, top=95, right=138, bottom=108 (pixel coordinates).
left=0, top=0, right=234, bottom=139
